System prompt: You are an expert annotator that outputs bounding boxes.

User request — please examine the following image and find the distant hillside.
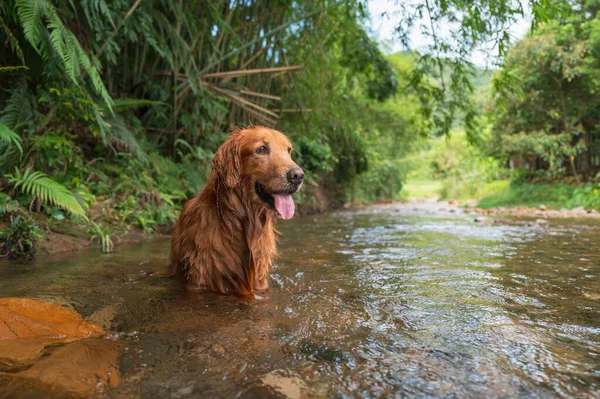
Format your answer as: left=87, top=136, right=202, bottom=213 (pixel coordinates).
left=387, top=51, right=492, bottom=95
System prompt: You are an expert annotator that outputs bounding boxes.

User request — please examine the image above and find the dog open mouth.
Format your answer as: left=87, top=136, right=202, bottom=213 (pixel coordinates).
left=254, top=182, right=296, bottom=220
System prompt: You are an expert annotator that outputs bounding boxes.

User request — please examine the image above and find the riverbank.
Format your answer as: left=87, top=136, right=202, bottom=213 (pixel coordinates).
left=3, top=194, right=599, bottom=261
left=0, top=190, right=328, bottom=260
left=402, top=178, right=600, bottom=212
left=371, top=198, right=600, bottom=219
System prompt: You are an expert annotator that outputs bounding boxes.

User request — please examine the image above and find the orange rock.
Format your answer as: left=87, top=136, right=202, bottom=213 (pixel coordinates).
left=5, top=338, right=122, bottom=398
left=0, top=298, right=103, bottom=368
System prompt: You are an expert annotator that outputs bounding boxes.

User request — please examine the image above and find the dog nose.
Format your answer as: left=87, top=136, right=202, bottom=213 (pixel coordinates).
left=287, top=168, right=304, bottom=185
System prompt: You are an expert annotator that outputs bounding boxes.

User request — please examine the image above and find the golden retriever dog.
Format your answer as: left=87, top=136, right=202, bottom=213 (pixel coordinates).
left=169, top=126, right=304, bottom=297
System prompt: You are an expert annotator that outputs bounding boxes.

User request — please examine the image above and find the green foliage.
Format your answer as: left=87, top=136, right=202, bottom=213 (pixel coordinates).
left=0, top=123, right=23, bottom=154
left=89, top=222, right=114, bottom=253
left=567, top=183, right=600, bottom=210
left=0, top=215, right=41, bottom=260
left=402, top=129, right=505, bottom=200
left=389, top=0, right=568, bottom=138
left=501, top=132, right=586, bottom=178
left=1, top=0, right=576, bottom=254
left=477, top=181, right=577, bottom=209
left=491, top=11, right=600, bottom=179
left=293, top=137, right=336, bottom=184
left=15, top=0, right=113, bottom=109
left=342, top=27, right=399, bottom=101
left=7, top=168, right=88, bottom=219
left=0, top=193, right=23, bottom=216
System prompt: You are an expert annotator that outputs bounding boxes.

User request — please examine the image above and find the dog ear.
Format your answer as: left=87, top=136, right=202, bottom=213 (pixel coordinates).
left=211, top=133, right=241, bottom=188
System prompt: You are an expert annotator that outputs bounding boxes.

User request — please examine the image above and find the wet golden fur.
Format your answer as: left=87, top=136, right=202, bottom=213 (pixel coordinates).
left=169, top=126, right=300, bottom=297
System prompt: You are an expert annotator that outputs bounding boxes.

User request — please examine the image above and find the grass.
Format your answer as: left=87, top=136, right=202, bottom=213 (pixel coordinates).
left=401, top=180, right=443, bottom=199
left=476, top=182, right=576, bottom=209
left=439, top=179, right=510, bottom=202
left=401, top=178, right=582, bottom=210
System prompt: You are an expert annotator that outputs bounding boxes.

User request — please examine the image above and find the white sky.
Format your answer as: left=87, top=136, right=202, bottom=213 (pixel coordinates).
left=368, top=0, right=531, bottom=68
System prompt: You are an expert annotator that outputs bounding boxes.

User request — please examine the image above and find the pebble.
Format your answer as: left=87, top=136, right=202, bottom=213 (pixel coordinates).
left=212, top=344, right=225, bottom=356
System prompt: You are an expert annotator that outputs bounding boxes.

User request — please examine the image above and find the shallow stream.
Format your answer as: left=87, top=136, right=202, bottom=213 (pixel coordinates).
left=1, top=203, right=599, bottom=398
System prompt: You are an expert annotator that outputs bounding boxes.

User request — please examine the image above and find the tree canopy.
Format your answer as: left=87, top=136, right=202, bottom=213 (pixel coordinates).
left=0, top=0, right=589, bottom=254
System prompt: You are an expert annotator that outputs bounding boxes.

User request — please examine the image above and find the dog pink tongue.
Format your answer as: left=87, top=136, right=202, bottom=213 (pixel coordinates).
left=272, top=194, right=295, bottom=219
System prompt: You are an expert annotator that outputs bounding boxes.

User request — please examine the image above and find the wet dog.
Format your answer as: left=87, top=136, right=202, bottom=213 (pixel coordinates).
left=169, top=126, right=303, bottom=297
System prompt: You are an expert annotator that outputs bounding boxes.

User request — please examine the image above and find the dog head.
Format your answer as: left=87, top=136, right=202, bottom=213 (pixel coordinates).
left=211, top=126, right=304, bottom=219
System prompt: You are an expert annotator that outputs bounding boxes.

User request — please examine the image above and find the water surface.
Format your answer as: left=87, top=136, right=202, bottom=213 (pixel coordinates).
left=1, top=203, right=599, bottom=398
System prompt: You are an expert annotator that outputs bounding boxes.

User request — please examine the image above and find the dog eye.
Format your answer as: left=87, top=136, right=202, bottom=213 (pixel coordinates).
left=287, top=147, right=292, bottom=154
left=255, top=145, right=269, bottom=155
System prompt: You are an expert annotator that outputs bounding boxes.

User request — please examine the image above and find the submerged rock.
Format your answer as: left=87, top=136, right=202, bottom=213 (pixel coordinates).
left=261, top=369, right=307, bottom=399
left=5, top=338, right=122, bottom=397
left=0, top=298, right=103, bottom=368
left=0, top=298, right=122, bottom=397
left=474, top=216, right=492, bottom=224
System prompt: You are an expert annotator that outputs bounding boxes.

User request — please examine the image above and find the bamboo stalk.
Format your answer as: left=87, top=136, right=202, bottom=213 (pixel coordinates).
left=198, top=13, right=315, bottom=76
left=206, top=88, right=278, bottom=126
left=239, top=90, right=281, bottom=101
left=206, top=84, right=280, bottom=119
left=202, top=66, right=302, bottom=79
left=232, top=102, right=277, bottom=126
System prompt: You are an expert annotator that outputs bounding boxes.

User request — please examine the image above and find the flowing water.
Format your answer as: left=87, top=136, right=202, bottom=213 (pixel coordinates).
left=1, top=202, right=599, bottom=398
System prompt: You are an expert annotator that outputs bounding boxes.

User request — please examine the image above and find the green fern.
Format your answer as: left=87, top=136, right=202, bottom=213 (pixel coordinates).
left=0, top=79, right=31, bottom=129
left=0, top=124, right=23, bottom=155
left=15, top=0, right=46, bottom=53
left=0, top=145, right=21, bottom=174
left=15, top=0, right=114, bottom=111
left=81, top=0, right=115, bottom=29
left=107, top=115, right=147, bottom=161
left=7, top=168, right=88, bottom=220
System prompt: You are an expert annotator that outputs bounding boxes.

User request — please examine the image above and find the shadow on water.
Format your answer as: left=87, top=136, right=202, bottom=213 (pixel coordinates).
left=1, top=203, right=599, bottom=398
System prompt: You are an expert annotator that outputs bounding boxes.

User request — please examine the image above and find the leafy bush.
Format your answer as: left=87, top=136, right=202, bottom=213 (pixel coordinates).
left=500, top=132, right=586, bottom=179
left=0, top=216, right=41, bottom=260
left=567, top=184, right=600, bottom=210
